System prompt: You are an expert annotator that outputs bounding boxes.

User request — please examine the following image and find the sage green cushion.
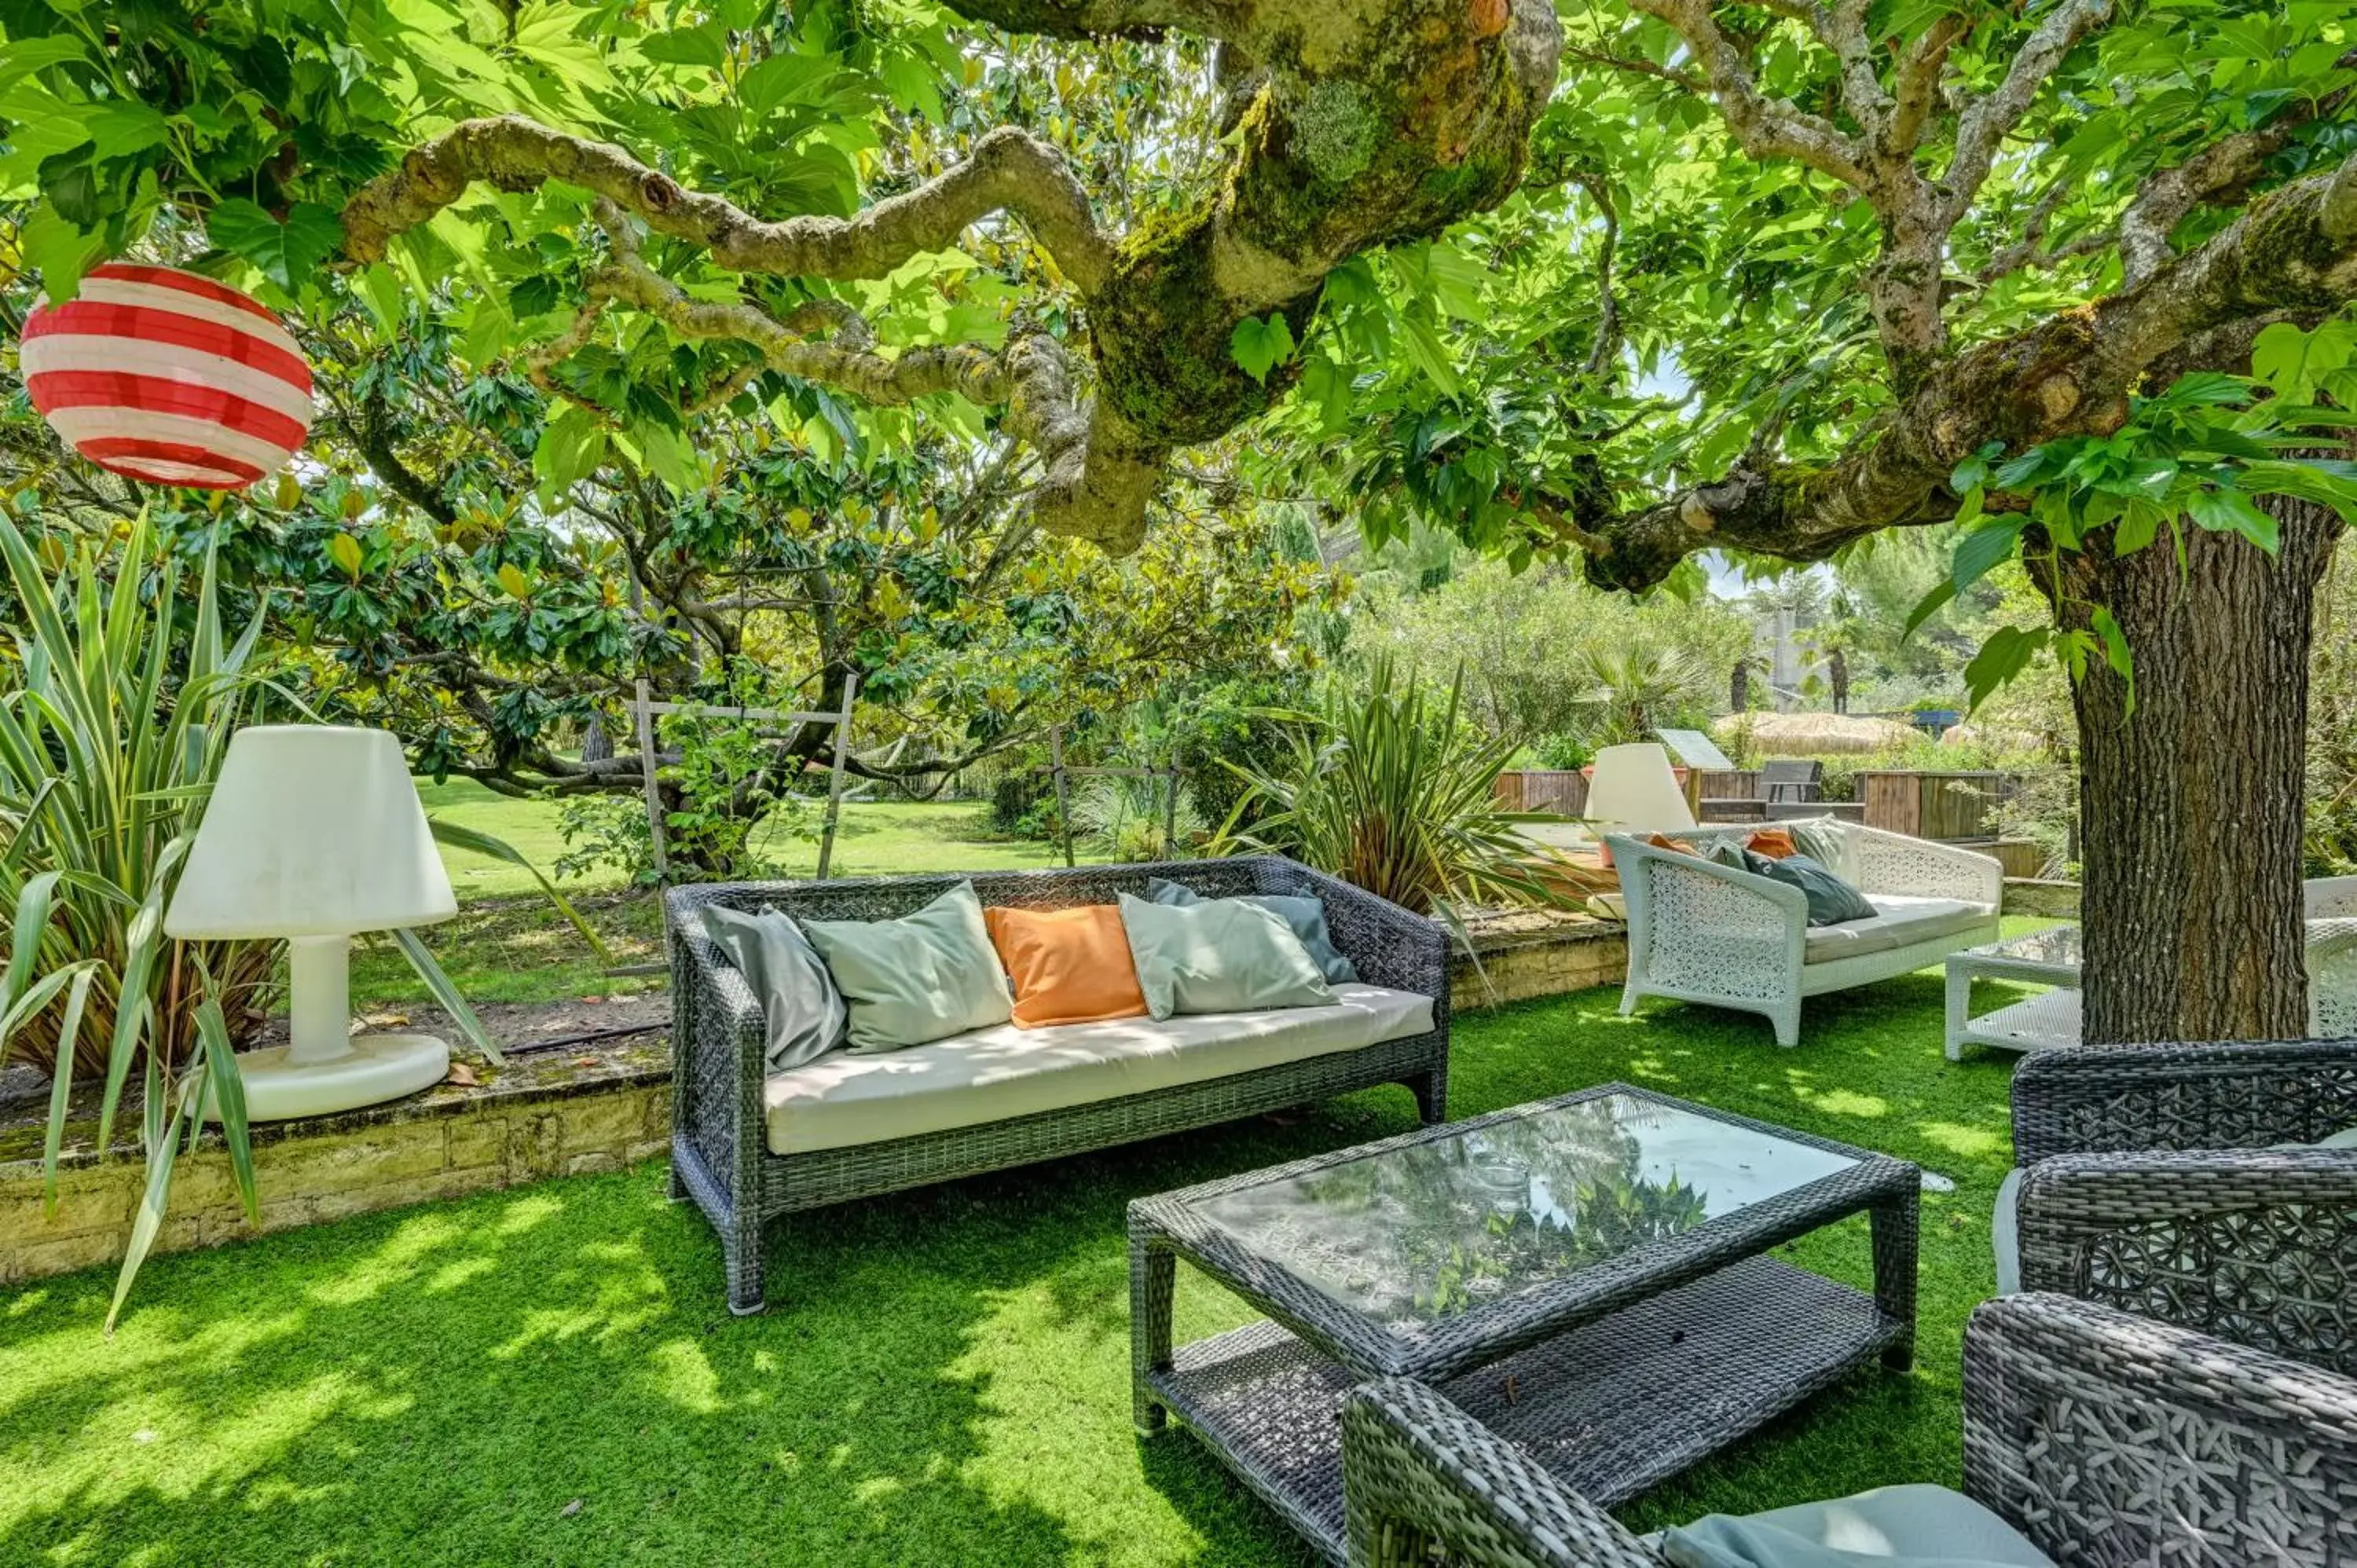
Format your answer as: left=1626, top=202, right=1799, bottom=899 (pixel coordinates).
left=1663, top=1484, right=2054, bottom=1568
left=800, top=881, right=1014, bottom=1053
left=1116, top=892, right=1334, bottom=1020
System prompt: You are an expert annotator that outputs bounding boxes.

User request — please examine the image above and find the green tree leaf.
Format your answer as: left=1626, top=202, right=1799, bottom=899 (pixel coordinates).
left=1229, top=313, right=1296, bottom=384
left=207, top=200, right=345, bottom=294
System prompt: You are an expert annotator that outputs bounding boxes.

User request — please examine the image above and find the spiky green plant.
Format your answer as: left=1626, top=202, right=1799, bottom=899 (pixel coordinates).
left=0, top=512, right=566, bottom=1328
left=1211, top=658, right=1563, bottom=915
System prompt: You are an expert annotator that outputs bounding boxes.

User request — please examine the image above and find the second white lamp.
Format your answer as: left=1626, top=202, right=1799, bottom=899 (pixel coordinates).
left=165, top=725, right=459, bottom=1120
left=1585, top=742, right=1699, bottom=833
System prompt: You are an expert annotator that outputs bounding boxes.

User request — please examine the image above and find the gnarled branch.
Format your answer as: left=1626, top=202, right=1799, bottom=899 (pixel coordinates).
left=343, top=118, right=1116, bottom=295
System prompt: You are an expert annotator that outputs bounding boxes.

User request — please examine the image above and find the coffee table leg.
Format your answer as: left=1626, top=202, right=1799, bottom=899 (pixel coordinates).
left=1871, top=1190, right=1919, bottom=1372
left=1944, top=964, right=1970, bottom=1061
left=1130, top=1223, right=1175, bottom=1435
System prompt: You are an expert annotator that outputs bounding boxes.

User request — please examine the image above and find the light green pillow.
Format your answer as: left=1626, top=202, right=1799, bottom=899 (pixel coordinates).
left=800, top=882, right=1014, bottom=1053
left=1116, top=892, right=1334, bottom=1020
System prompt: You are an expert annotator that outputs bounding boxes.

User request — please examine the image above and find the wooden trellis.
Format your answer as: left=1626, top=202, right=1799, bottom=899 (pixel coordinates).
left=1036, top=725, right=1184, bottom=868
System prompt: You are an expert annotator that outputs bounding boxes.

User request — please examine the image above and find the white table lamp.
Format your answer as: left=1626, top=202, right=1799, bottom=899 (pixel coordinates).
left=165, top=725, right=459, bottom=1119
left=1585, top=742, right=1698, bottom=833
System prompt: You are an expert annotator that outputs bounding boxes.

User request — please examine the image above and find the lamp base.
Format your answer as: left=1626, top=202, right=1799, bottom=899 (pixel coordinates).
left=209, top=1034, right=452, bottom=1122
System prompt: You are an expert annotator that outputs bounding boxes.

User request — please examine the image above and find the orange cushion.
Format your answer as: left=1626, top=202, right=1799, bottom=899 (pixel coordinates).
left=983, top=905, right=1151, bottom=1030
left=1648, top=833, right=1702, bottom=855
left=1747, top=827, right=1798, bottom=859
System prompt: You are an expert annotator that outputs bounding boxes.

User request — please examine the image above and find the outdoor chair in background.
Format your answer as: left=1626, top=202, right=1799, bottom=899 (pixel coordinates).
left=1760, top=758, right=1824, bottom=804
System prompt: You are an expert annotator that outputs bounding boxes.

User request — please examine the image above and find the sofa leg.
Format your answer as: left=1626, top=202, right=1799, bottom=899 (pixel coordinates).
left=667, top=1159, right=688, bottom=1203
left=724, top=1218, right=768, bottom=1316
left=1773, top=1007, right=1801, bottom=1048
left=1409, top=1069, right=1449, bottom=1126
left=1617, top=984, right=1641, bottom=1018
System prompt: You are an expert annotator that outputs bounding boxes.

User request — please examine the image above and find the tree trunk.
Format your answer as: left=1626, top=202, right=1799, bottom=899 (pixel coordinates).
left=2055, top=499, right=2341, bottom=1043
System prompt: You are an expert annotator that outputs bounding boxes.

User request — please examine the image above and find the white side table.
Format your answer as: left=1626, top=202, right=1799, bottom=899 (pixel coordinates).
left=1945, top=926, right=2081, bottom=1061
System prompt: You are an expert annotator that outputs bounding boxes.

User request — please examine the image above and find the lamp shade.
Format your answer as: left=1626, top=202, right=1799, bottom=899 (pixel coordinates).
left=164, top=726, right=456, bottom=940
left=1585, top=742, right=1697, bottom=832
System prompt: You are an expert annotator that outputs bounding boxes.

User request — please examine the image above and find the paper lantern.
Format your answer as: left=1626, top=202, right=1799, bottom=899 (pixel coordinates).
left=20, top=262, right=313, bottom=490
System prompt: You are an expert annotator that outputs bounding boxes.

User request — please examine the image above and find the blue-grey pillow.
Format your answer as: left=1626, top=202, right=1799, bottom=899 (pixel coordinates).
left=699, top=904, right=849, bottom=1072
left=1742, top=850, right=1877, bottom=926
left=1145, top=876, right=1359, bottom=984
left=1662, top=1484, right=2054, bottom=1568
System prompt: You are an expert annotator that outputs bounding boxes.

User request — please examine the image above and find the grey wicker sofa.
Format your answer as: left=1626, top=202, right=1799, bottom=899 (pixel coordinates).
left=666, top=858, right=1450, bottom=1313
left=2007, top=1036, right=2357, bottom=1373
left=1340, top=1291, right=2357, bottom=1566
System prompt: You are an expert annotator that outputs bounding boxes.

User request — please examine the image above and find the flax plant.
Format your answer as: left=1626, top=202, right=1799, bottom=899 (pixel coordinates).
left=1212, top=658, right=1564, bottom=917
left=0, top=513, right=570, bottom=1326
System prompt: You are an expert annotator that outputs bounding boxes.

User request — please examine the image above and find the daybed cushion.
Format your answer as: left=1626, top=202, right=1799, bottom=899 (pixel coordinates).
left=1804, top=895, right=1992, bottom=964
left=762, top=983, right=1433, bottom=1155
left=1663, top=1483, right=2053, bottom=1568
left=1750, top=851, right=1878, bottom=926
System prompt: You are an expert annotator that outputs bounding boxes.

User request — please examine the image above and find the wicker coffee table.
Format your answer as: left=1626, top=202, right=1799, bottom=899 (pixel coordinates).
left=1128, top=1084, right=1919, bottom=1563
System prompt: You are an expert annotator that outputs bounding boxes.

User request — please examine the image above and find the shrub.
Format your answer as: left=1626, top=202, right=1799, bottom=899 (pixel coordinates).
left=1211, top=658, right=1561, bottom=915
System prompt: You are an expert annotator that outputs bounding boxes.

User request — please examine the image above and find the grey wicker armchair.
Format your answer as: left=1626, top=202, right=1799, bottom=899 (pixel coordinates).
left=665, top=858, right=1450, bottom=1313
left=1340, top=1291, right=2357, bottom=1567
left=2008, top=1038, right=2357, bottom=1374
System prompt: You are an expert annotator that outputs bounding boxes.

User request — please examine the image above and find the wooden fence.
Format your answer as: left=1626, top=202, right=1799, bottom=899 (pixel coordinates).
left=1854, top=768, right=2005, bottom=841
left=1493, top=769, right=1589, bottom=815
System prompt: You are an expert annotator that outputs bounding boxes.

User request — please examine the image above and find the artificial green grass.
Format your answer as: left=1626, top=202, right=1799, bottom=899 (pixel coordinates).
left=420, top=781, right=1072, bottom=899
left=0, top=976, right=2019, bottom=1566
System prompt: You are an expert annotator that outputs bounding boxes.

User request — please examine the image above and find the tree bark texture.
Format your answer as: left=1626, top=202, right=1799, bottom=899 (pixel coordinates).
left=2055, top=498, right=2342, bottom=1043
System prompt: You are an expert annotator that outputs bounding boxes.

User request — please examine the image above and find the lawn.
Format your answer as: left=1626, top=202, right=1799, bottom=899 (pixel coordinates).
left=0, top=975, right=2014, bottom=1567
left=420, top=779, right=1071, bottom=900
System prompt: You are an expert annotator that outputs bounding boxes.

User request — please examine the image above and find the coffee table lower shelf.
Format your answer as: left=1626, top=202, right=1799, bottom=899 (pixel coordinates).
left=1149, top=1254, right=1907, bottom=1564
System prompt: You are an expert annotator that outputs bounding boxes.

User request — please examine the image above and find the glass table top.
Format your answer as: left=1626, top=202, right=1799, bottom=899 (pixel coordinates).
left=1978, top=925, right=2082, bottom=968
left=1189, top=1092, right=1859, bottom=1329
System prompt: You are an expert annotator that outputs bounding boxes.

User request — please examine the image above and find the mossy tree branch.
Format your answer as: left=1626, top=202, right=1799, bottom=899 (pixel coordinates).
left=1571, top=155, right=2357, bottom=592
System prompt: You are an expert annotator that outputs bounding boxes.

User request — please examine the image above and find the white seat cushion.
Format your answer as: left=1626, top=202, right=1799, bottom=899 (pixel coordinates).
left=763, top=984, right=1435, bottom=1156
left=1804, top=895, right=1992, bottom=964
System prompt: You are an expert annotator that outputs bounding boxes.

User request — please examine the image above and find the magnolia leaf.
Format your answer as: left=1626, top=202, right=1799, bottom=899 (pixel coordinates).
left=328, top=533, right=364, bottom=581
left=497, top=562, right=532, bottom=599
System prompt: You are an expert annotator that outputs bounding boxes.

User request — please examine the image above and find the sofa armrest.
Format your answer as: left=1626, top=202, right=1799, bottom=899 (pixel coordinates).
left=664, top=890, right=771, bottom=1184
left=1342, top=1379, right=1659, bottom=1568
left=2015, top=1148, right=2357, bottom=1371
left=1962, top=1292, right=2357, bottom=1566
left=2011, top=1038, right=2357, bottom=1162
left=1611, top=836, right=1806, bottom=994
left=1845, top=823, right=2003, bottom=906
left=1253, top=859, right=1449, bottom=1004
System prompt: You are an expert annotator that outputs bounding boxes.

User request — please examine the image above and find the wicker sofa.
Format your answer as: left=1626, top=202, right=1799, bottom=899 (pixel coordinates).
left=1609, top=819, right=2002, bottom=1046
left=665, top=858, right=1450, bottom=1313
left=2005, top=1036, right=2357, bottom=1374
left=1340, top=1291, right=2357, bottom=1566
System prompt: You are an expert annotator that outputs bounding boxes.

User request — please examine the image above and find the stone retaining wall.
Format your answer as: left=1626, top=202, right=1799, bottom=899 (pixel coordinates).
left=0, top=1038, right=669, bottom=1290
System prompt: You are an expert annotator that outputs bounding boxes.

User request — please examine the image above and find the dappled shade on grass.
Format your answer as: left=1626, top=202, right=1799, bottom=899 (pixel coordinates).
left=0, top=971, right=2023, bottom=1566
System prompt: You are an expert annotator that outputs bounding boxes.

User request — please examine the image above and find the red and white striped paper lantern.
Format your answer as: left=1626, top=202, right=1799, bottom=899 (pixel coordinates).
left=20, top=262, right=313, bottom=491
